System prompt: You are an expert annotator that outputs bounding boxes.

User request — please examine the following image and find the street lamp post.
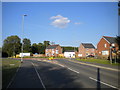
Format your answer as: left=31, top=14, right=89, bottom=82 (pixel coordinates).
left=21, top=14, right=27, bottom=63
left=110, top=46, right=112, bottom=64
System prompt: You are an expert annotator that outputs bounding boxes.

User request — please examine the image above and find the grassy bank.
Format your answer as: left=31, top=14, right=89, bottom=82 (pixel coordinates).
left=2, top=58, right=21, bottom=88
left=76, top=58, right=120, bottom=66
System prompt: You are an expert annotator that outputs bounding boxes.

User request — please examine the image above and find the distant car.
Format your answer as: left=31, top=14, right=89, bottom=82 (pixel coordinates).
left=87, top=55, right=94, bottom=57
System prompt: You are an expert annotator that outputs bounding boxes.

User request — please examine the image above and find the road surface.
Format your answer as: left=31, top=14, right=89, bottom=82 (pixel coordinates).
left=7, top=59, right=119, bottom=89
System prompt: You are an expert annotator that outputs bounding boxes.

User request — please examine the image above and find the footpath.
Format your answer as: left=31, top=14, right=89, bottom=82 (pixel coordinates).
left=7, top=60, right=44, bottom=88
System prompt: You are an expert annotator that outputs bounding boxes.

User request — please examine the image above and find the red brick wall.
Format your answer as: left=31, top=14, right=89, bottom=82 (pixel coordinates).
left=78, top=44, right=86, bottom=57
left=78, top=44, right=95, bottom=57
left=45, top=45, right=62, bottom=57
left=97, top=38, right=110, bottom=57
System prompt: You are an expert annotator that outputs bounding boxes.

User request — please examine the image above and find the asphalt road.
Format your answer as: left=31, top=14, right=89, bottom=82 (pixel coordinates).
left=7, top=59, right=119, bottom=89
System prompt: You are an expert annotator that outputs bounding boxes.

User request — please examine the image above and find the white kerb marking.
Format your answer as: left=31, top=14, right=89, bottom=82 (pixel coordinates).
left=31, top=62, right=46, bottom=89
left=58, top=64, right=65, bottom=67
left=68, top=68, right=79, bottom=73
left=89, top=77, right=118, bottom=89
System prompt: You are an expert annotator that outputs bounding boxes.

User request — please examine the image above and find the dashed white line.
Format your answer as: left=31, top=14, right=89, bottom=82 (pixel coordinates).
left=89, top=77, right=118, bottom=89
left=68, top=68, right=79, bottom=73
left=31, top=62, right=46, bottom=90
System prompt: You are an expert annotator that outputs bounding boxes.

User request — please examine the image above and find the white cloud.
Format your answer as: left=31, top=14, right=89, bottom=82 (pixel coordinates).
left=50, top=15, right=70, bottom=28
left=74, top=22, right=82, bottom=25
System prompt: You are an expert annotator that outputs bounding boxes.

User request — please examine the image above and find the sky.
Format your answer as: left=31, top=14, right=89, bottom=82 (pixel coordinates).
left=2, top=2, right=118, bottom=47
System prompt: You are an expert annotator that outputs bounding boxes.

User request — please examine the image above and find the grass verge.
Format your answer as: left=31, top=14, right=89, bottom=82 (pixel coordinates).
left=76, top=58, right=120, bottom=66
left=2, top=58, right=21, bottom=88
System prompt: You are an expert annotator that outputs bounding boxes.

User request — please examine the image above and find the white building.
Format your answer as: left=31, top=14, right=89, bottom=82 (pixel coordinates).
left=19, top=53, right=30, bottom=57
left=64, top=50, right=76, bottom=58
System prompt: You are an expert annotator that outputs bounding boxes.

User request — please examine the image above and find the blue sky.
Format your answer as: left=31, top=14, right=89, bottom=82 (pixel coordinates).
left=2, top=2, right=118, bottom=47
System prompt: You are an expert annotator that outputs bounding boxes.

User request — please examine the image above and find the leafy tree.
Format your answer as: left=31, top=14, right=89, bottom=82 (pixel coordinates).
left=62, top=46, right=78, bottom=53
left=2, top=35, right=21, bottom=57
left=23, top=38, right=31, bottom=52
left=37, top=43, right=44, bottom=54
left=31, top=43, right=39, bottom=54
left=31, top=41, right=50, bottom=54
left=43, top=41, right=50, bottom=48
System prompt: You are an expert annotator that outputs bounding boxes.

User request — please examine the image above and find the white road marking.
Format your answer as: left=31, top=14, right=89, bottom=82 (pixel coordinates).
left=58, top=64, right=65, bottom=67
left=89, top=77, right=118, bottom=89
left=68, top=68, right=79, bottom=73
left=31, top=62, right=46, bottom=89
left=7, top=64, right=21, bottom=89
left=69, top=60, right=119, bottom=72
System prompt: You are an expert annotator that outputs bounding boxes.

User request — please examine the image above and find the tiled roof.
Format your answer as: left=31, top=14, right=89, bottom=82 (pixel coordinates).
left=81, top=43, right=95, bottom=49
left=46, top=44, right=59, bottom=49
left=103, top=36, right=117, bottom=44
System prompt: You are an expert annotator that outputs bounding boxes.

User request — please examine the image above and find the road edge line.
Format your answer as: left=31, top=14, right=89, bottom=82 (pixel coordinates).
left=31, top=62, right=46, bottom=89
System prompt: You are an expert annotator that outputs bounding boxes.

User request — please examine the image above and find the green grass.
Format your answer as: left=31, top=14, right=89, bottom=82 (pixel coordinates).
left=2, top=58, right=21, bottom=88
left=76, top=58, right=120, bottom=66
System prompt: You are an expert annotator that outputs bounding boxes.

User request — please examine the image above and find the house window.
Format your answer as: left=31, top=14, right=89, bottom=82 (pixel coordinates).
left=52, top=49, right=54, bottom=54
left=46, top=49, right=48, bottom=52
left=56, top=50, right=58, bottom=54
left=78, top=54, right=82, bottom=57
left=104, top=44, right=107, bottom=48
left=46, top=53, right=49, bottom=56
left=112, top=43, right=115, bottom=47
left=86, top=53, right=88, bottom=56
left=102, top=51, right=109, bottom=55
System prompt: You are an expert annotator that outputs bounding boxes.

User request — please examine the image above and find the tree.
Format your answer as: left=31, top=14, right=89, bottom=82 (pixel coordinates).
left=23, top=38, right=31, bottom=52
left=37, top=43, right=44, bottom=54
left=31, top=41, right=50, bottom=54
left=61, top=46, right=78, bottom=53
left=2, top=35, right=21, bottom=57
left=31, top=43, right=39, bottom=54
left=43, top=41, right=50, bottom=48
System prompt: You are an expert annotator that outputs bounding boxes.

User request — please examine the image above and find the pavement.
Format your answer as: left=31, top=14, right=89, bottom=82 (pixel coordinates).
left=7, top=59, right=120, bottom=89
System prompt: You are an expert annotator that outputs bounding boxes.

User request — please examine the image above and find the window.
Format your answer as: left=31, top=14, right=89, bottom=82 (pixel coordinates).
left=46, top=53, right=49, bottom=56
left=104, top=44, right=107, bottom=48
left=46, top=49, right=48, bottom=52
left=78, top=54, right=82, bottom=57
left=112, top=43, right=115, bottom=47
left=86, top=53, right=88, bottom=56
left=102, top=51, right=109, bottom=55
left=56, top=50, right=58, bottom=54
left=52, top=49, right=54, bottom=54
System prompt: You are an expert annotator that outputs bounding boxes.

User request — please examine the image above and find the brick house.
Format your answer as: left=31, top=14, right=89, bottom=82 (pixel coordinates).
left=97, top=36, right=119, bottom=59
left=78, top=43, right=95, bottom=57
left=45, top=44, right=62, bottom=57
